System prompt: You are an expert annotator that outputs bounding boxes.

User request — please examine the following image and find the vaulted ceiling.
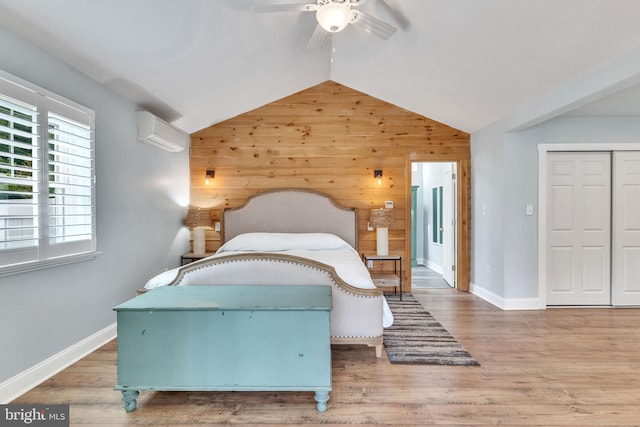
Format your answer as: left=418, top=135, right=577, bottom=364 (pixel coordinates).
left=2, top=0, right=640, bottom=134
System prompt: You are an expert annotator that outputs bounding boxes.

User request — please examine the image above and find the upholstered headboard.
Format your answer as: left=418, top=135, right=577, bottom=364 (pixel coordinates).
left=222, top=189, right=358, bottom=249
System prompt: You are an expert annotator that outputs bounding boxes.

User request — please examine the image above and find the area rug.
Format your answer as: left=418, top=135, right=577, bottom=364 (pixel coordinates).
left=383, top=294, right=480, bottom=366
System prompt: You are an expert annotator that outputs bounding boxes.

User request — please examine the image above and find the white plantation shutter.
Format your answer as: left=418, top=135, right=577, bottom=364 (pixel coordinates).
left=0, top=70, right=96, bottom=274
left=46, top=100, right=94, bottom=256
left=0, top=77, right=40, bottom=266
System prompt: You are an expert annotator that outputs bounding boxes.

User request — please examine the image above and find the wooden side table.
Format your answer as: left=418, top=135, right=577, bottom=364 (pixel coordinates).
left=181, top=252, right=215, bottom=265
left=362, top=254, right=403, bottom=300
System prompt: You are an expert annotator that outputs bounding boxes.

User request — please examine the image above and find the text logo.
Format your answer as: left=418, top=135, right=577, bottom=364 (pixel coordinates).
left=0, top=405, right=69, bottom=426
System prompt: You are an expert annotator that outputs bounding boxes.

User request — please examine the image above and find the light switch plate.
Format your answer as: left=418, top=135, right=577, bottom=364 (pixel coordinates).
left=385, top=200, right=394, bottom=209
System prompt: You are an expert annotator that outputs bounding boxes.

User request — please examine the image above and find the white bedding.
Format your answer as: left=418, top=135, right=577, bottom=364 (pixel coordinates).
left=144, top=232, right=394, bottom=327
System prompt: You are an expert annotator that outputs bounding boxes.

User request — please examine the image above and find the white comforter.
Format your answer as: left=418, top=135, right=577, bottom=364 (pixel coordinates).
left=144, top=232, right=393, bottom=327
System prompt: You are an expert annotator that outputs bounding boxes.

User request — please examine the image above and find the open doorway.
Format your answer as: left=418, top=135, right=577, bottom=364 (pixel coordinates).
left=411, top=162, right=456, bottom=289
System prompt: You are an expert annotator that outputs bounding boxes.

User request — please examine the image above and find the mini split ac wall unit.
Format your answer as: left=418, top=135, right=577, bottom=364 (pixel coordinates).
left=135, top=111, right=188, bottom=152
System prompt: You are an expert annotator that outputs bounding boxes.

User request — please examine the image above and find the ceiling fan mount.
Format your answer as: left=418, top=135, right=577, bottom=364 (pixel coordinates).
left=255, top=0, right=398, bottom=49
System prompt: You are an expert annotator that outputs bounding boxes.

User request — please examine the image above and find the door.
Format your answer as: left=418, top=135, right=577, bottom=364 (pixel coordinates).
left=612, top=151, right=640, bottom=306
left=546, top=152, right=611, bottom=305
left=442, top=164, right=456, bottom=286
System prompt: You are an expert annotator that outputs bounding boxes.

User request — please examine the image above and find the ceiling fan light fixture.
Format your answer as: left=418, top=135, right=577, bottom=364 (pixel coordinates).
left=316, top=2, right=352, bottom=33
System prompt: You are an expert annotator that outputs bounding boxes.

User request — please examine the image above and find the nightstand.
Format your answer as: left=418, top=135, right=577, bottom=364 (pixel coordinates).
left=181, top=253, right=215, bottom=266
left=362, top=254, right=403, bottom=300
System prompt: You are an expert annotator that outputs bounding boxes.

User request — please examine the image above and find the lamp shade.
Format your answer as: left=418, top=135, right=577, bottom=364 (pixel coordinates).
left=184, top=207, right=213, bottom=228
left=316, top=2, right=352, bottom=33
left=369, top=208, right=395, bottom=228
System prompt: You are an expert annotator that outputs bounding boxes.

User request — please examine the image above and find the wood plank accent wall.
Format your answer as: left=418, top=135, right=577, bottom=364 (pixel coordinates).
left=190, top=81, right=471, bottom=291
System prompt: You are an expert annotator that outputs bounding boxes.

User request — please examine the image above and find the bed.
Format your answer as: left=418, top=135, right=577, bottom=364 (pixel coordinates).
left=142, top=189, right=393, bottom=357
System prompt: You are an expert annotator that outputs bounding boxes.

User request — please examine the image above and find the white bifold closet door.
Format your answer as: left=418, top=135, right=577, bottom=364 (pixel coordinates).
left=547, top=151, right=640, bottom=306
left=612, top=151, right=640, bottom=306
left=547, top=152, right=611, bottom=306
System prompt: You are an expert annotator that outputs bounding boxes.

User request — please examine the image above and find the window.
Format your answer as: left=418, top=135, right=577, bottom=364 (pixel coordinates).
left=432, top=186, right=443, bottom=244
left=0, top=71, right=96, bottom=275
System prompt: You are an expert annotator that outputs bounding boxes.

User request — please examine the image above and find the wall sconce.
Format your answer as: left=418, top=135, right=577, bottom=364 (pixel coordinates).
left=374, top=169, right=383, bottom=186
left=205, top=170, right=215, bottom=186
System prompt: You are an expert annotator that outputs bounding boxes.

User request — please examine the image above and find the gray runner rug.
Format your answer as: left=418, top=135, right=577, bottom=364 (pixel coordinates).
left=383, top=294, right=480, bottom=366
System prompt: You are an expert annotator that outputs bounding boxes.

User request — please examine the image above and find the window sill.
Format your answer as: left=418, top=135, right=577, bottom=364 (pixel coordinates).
left=0, top=251, right=102, bottom=278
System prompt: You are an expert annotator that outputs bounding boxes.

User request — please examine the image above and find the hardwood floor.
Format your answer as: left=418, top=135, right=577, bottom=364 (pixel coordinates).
left=411, top=266, right=452, bottom=289
left=12, top=288, right=640, bottom=425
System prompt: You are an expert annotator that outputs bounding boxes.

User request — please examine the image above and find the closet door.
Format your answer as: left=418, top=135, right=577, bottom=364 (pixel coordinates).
left=547, top=152, right=611, bottom=305
left=612, top=151, right=640, bottom=306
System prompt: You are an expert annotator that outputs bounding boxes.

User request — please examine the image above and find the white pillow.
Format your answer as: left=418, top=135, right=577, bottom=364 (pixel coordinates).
left=218, top=232, right=351, bottom=252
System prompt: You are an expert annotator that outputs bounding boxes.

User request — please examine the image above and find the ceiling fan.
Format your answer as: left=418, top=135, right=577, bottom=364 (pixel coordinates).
left=255, top=0, right=398, bottom=49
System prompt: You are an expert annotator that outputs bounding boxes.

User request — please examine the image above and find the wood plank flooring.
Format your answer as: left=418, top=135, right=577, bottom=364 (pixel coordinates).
left=411, top=267, right=452, bottom=289
left=12, top=288, right=640, bottom=425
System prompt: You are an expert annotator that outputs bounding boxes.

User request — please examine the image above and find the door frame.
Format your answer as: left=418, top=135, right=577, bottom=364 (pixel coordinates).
left=537, top=142, right=640, bottom=308
left=406, top=156, right=470, bottom=292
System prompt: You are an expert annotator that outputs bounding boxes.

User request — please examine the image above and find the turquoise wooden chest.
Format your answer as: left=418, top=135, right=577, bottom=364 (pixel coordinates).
left=113, top=285, right=332, bottom=412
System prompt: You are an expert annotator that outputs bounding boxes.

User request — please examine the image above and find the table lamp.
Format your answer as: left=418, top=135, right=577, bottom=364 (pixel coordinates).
left=184, top=207, right=213, bottom=255
left=369, top=208, right=395, bottom=256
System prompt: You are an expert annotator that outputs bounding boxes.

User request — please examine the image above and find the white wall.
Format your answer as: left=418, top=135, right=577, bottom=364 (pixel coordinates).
left=470, top=45, right=640, bottom=309
left=503, top=116, right=640, bottom=300
left=422, top=163, right=447, bottom=269
left=0, top=25, right=190, bottom=386
left=411, top=162, right=449, bottom=269
left=472, top=114, right=640, bottom=306
left=470, top=124, right=506, bottom=298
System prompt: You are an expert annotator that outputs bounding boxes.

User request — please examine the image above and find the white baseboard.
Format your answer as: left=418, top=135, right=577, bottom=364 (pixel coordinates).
left=470, top=282, right=505, bottom=309
left=470, top=282, right=542, bottom=311
left=503, top=297, right=543, bottom=310
left=0, top=322, right=117, bottom=404
left=425, top=261, right=443, bottom=274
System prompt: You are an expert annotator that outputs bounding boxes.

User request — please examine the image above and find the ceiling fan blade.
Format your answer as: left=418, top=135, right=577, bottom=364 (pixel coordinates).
left=351, top=9, right=397, bottom=39
left=254, top=3, right=317, bottom=13
left=306, top=24, right=329, bottom=49
left=378, top=0, right=410, bottom=29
